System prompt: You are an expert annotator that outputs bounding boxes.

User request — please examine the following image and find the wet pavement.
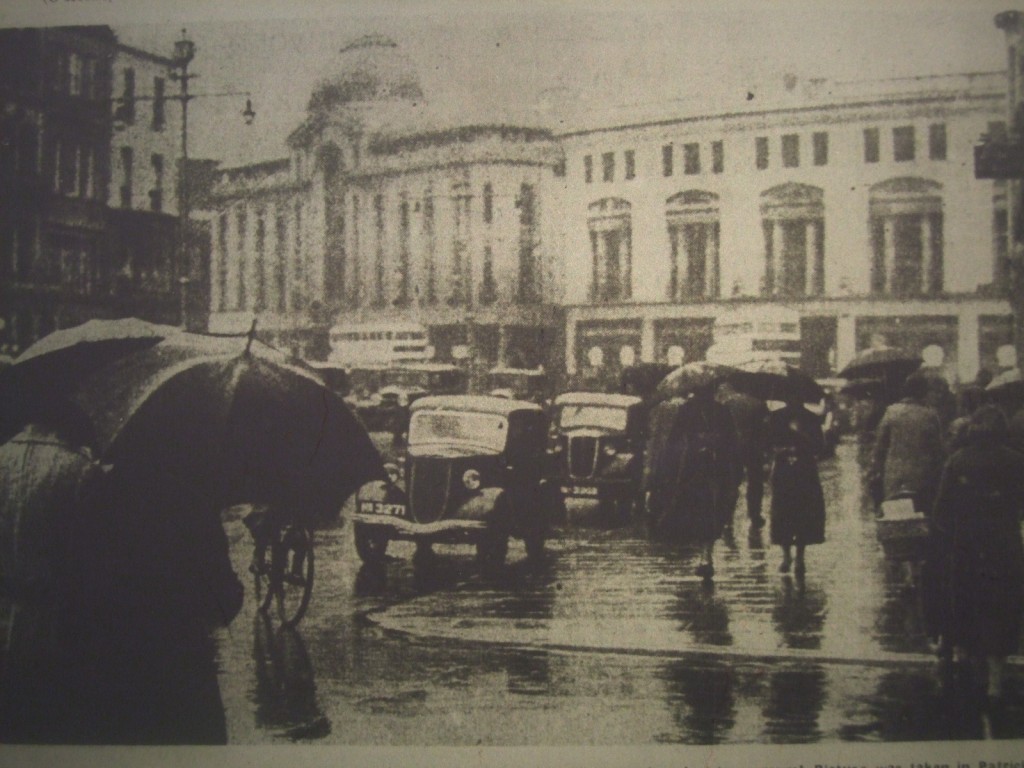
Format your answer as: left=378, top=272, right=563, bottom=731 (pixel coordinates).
left=213, top=439, right=1024, bottom=744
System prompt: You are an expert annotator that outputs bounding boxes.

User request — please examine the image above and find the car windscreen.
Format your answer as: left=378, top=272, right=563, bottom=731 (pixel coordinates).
left=558, top=405, right=628, bottom=431
left=408, top=411, right=508, bottom=452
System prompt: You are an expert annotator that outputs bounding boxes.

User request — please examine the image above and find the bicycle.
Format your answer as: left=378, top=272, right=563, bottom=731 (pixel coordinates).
left=249, top=515, right=315, bottom=628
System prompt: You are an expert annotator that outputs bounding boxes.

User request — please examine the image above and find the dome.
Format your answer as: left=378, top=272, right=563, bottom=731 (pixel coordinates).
left=307, top=34, right=424, bottom=113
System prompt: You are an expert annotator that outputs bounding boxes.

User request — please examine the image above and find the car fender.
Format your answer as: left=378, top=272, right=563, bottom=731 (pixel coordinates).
left=452, top=487, right=506, bottom=525
left=598, top=452, right=635, bottom=478
left=355, top=479, right=407, bottom=506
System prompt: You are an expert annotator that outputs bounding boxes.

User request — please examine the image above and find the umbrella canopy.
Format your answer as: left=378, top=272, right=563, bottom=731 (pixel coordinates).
left=838, top=347, right=922, bottom=381
left=656, top=361, right=738, bottom=400
left=730, top=358, right=825, bottom=404
left=71, top=332, right=385, bottom=523
left=986, top=367, right=1024, bottom=400
left=840, top=377, right=887, bottom=400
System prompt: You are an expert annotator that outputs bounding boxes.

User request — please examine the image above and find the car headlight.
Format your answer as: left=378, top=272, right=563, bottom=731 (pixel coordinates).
left=603, top=445, right=617, bottom=457
left=551, top=442, right=563, bottom=453
left=462, top=469, right=481, bottom=490
left=384, top=463, right=401, bottom=485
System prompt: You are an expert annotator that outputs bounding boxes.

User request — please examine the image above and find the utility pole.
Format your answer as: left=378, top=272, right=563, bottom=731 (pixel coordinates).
left=978, top=11, right=1024, bottom=368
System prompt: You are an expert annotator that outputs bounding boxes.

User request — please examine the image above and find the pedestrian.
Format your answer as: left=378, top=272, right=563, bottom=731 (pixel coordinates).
left=929, top=404, right=1024, bottom=702
left=716, top=382, right=768, bottom=529
left=646, top=383, right=739, bottom=581
left=764, top=397, right=826, bottom=576
left=0, top=422, right=101, bottom=743
left=868, top=372, right=947, bottom=515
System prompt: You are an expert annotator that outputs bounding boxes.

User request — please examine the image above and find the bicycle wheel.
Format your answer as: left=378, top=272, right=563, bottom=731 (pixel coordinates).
left=268, top=525, right=315, bottom=627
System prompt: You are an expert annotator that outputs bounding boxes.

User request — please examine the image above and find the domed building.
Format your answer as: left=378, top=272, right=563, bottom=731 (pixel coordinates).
left=206, top=34, right=565, bottom=371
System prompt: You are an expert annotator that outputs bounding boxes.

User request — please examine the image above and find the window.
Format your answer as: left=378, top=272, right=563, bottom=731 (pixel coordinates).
left=81, top=57, right=95, bottom=100
left=68, top=53, right=83, bottom=96
left=813, top=132, right=828, bottom=166
left=781, top=134, right=799, bottom=168
left=553, top=158, right=566, bottom=177
left=584, top=154, right=593, bottom=183
left=864, top=128, right=880, bottom=163
left=684, top=143, right=700, bottom=174
left=482, top=182, right=493, bottom=224
left=81, top=146, right=95, bottom=199
left=121, top=68, right=136, bottom=125
left=588, top=198, right=632, bottom=302
left=602, top=152, right=614, bottom=182
left=666, top=191, right=721, bottom=301
left=712, top=141, right=724, bottom=174
left=150, top=154, right=163, bottom=212
left=755, top=137, right=769, bottom=170
left=119, top=147, right=133, bottom=208
left=624, top=150, right=635, bottom=180
left=152, top=77, right=165, bottom=131
left=929, top=123, right=947, bottom=161
left=893, top=126, right=915, bottom=162
left=662, top=144, right=673, bottom=177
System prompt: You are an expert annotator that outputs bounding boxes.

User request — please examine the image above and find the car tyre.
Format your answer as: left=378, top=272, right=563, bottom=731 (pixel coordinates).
left=354, top=523, right=389, bottom=565
left=523, top=529, right=546, bottom=561
left=476, top=530, right=508, bottom=573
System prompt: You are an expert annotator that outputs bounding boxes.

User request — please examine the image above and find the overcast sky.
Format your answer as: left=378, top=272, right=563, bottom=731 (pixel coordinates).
left=5, top=0, right=1014, bottom=166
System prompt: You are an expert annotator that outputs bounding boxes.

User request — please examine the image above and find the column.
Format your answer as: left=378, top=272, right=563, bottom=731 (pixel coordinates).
left=883, top=216, right=897, bottom=294
left=678, top=224, right=690, bottom=299
left=920, top=215, right=933, bottom=295
left=594, top=229, right=608, bottom=301
left=772, top=219, right=784, bottom=296
left=497, top=324, right=508, bottom=368
left=565, top=315, right=577, bottom=375
left=804, top=220, right=816, bottom=296
left=707, top=222, right=720, bottom=298
left=956, top=311, right=980, bottom=384
left=667, top=224, right=679, bottom=300
left=640, top=316, right=655, bottom=363
left=836, top=314, right=857, bottom=374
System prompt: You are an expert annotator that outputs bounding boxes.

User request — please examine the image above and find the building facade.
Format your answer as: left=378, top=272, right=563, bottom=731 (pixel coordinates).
left=0, top=26, right=184, bottom=354
left=206, top=37, right=1011, bottom=386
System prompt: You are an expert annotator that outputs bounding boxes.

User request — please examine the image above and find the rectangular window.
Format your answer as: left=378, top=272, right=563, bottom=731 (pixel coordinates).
left=864, top=127, right=880, bottom=163
left=624, top=150, right=635, bottom=180
left=80, top=145, right=94, bottom=199
left=68, top=53, right=83, bottom=96
left=684, top=143, right=700, bottom=174
left=711, top=141, right=724, bottom=173
left=813, top=132, right=829, bottom=166
left=755, top=136, right=769, bottom=169
left=60, top=142, right=77, bottom=196
left=893, top=125, right=915, bottom=162
left=81, top=57, right=95, bottom=100
left=120, top=146, right=133, bottom=208
left=602, top=151, right=614, bottom=182
left=482, top=183, right=493, bottom=224
left=583, top=154, right=593, bottom=183
left=121, top=68, right=136, bottom=125
left=150, top=154, right=163, bottom=212
left=662, top=144, right=673, bottom=176
left=782, top=134, right=799, bottom=168
left=929, top=123, right=947, bottom=161
left=152, top=77, right=166, bottom=131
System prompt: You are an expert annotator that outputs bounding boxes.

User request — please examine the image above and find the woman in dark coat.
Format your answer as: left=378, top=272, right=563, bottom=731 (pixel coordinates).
left=930, top=404, right=1024, bottom=701
left=765, top=398, right=826, bottom=576
left=647, top=384, right=739, bottom=581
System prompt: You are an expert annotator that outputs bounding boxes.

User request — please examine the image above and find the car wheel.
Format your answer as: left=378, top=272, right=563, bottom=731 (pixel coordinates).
left=523, top=529, right=546, bottom=561
left=354, top=523, right=389, bottom=564
left=476, top=530, right=508, bottom=572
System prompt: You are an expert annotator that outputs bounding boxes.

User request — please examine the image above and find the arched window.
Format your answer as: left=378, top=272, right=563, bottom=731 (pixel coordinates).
left=760, top=183, right=825, bottom=298
left=588, top=198, right=632, bottom=303
left=666, top=190, right=720, bottom=301
left=868, top=177, right=943, bottom=297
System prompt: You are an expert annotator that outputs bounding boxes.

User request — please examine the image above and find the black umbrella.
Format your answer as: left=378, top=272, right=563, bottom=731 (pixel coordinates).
left=838, top=347, right=922, bottom=381
left=656, top=361, right=738, bottom=400
left=730, top=358, right=825, bottom=404
left=71, top=332, right=384, bottom=524
left=986, top=368, right=1024, bottom=401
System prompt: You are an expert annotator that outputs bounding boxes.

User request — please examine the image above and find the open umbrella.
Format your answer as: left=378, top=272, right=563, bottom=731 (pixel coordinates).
left=0, top=318, right=180, bottom=438
left=838, top=346, right=922, bottom=381
left=656, top=361, right=738, bottom=400
left=71, top=332, right=384, bottom=524
left=730, top=358, right=825, bottom=404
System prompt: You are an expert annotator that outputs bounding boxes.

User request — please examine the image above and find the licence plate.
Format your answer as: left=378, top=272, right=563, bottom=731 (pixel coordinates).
left=562, top=485, right=599, bottom=497
left=359, top=501, right=406, bottom=516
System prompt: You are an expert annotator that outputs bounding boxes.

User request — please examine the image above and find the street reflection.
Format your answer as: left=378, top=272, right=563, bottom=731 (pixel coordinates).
left=772, top=577, right=826, bottom=650
left=672, top=580, right=732, bottom=646
left=656, top=659, right=736, bottom=744
left=506, top=650, right=552, bottom=696
left=251, top=613, right=329, bottom=741
left=761, top=664, right=827, bottom=743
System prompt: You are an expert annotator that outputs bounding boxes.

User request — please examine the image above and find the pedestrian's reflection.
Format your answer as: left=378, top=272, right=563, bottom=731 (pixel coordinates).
left=672, top=581, right=732, bottom=646
left=657, top=659, right=735, bottom=744
left=505, top=649, right=552, bottom=696
left=252, top=613, right=329, bottom=741
left=761, top=664, right=827, bottom=743
left=772, top=577, right=826, bottom=650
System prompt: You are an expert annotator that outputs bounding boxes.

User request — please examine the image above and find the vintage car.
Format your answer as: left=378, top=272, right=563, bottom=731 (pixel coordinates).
left=485, top=366, right=551, bottom=405
left=549, top=392, right=646, bottom=519
left=352, top=395, right=563, bottom=570
left=351, top=363, right=469, bottom=435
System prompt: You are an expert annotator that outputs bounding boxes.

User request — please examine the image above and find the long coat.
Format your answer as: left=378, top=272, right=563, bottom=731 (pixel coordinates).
left=869, top=399, right=946, bottom=512
left=765, top=405, right=826, bottom=546
left=929, top=442, right=1024, bottom=657
left=646, top=393, right=739, bottom=544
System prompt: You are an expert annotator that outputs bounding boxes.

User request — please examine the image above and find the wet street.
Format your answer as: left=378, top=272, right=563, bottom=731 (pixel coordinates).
left=214, top=438, right=1024, bottom=745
